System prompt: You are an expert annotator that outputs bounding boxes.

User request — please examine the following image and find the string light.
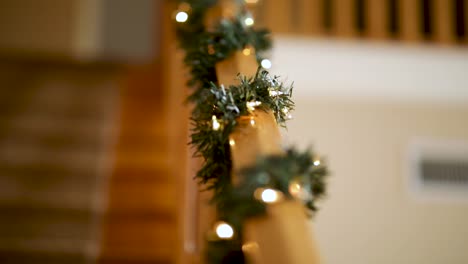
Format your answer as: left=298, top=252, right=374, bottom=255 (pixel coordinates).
left=174, top=3, right=191, bottom=23
left=214, top=222, right=234, bottom=239
left=242, top=242, right=259, bottom=253
left=229, top=139, right=236, bottom=146
left=313, top=160, right=321, bottom=166
left=246, top=101, right=261, bottom=112
left=289, top=182, right=302, bottom=197
left=289, top=178, right=312, bottom=202
left=175, top=11, right=188, bottom=23
left=268, top=87, right=282, bottom=97
left=242, top=48, right=251, bottom=56
left=212, top=115, right=221, bottom=131
left=250, top=116, right=256, bottom=126
left=282, top=107, right=293, bottom=120
left=260, top=188, right=281, bottom=203
left=244, top=17, right=254, bottom=26
left=261, top=59, right=272, bottom=69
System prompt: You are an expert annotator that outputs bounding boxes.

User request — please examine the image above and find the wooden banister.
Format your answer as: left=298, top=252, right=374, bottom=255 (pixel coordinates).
left=211, top=2, right=322, bottom=263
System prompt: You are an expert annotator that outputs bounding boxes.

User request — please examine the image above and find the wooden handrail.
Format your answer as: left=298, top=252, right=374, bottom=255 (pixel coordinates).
left=211, top=2, right=322, bottom=263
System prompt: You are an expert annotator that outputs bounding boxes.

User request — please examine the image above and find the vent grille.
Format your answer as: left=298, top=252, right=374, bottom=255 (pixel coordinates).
left=408, top=139, right=468, bottom=203
left=421, top=160, right=468, bottom=186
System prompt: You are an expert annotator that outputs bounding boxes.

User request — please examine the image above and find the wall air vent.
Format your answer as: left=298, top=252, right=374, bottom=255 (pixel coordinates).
left=408, top=139, right=468, bottom=203
left=420, top=160, right=468, bottom=186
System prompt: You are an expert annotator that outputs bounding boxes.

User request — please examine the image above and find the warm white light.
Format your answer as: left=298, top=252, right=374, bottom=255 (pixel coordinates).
left=244, top=17, right=255, bottom=26
left=175, top=11, right=188, bottom=23
left=261, top=59, right=272, bottom=69
left=242, top=242, right=259, bottom=253
left=242, top=48, right=251, bottom=56
left=289, top=182, right=302, bottom=197
left=268, top=88, right=282, bottom=97
left=215, top=222, right=234, bottom=239
left=212, top=115, right=221, bottom=131
left=313, top=160, right=321, bottom=166
left=250, top=117, right=256, bottom=126
left=282, top=107, right=289, bottom=114
left=261, top=188, right=279, bottom=203
left=229, top=139, right=236, bottom=146
left=246, top=101, right=261, bottom=112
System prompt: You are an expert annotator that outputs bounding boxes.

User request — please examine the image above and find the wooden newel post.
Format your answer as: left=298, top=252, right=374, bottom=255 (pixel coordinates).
left=209, top=2, right=322, bottom=264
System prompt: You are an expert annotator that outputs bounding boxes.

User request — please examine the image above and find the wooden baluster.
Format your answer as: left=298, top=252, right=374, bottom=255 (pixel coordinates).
left=334, top=0, right=355, bottom=38
left=264, top=0, right=293, bottom=33
left=434, top=0, right=454, bottom=44
left=300, top=0, right=323, bottom=36
left=368, top=0, right=388, bottom=40
left=464, top=0, right=468, bottom=44
left=401, top=0, right=421, bottom=42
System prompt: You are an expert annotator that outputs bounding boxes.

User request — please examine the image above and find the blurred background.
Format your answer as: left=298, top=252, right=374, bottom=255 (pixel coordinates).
left=0, top=0, right=467, bottom=264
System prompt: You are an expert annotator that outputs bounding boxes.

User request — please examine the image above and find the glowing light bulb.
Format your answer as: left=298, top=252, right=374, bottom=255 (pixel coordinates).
left=229, top=139, right=236, bottom=146
left=242, top=242, right=259, bottom=253
left=313, top=160, right=321, bottom=166
left=215, top=222, right=234, bottom=239
left=246, top=101, right=261, bottom=112
left=261, top=188, right=279, bottom=203
left=289, top=182, right=302, bottom=197
left=242, top=48, right=251, bottom=56
left=175, top=11, right=188, bottom=23
left=289, top=178, right=313, bottom=202
left=261, top=59, right=272, bottom=69
left=250, top=117, right=256, bottom=126
left=268, top=88, right=282, bottom=97
left=244, top=17, right=254, bottom=27
left=212, top=115, right=221, bottom=131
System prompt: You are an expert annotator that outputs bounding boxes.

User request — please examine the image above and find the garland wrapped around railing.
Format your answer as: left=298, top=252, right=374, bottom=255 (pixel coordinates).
left=173, top=1, right=328, bottom=263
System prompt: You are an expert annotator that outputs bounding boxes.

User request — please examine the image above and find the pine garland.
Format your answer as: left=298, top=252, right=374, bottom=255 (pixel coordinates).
left=173, top=1, right=328, bottom=263
left=206, top=148, right=327, bottom=263
left=191, top=70, right=294, bottom=200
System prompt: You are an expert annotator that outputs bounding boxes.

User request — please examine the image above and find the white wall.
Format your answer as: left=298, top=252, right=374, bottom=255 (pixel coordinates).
left=274, top=38, right=468, bottom=264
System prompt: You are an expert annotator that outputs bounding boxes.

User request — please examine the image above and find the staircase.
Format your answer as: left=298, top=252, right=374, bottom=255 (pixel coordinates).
left=98, top=65, right=179, bottom=264
left=0, top=62, right=118, bottom=264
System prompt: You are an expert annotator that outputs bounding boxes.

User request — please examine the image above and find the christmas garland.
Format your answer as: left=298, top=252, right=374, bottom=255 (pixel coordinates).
left=173, top=1, right=328, bottom=263
left=206, top=148, right=327, bottom=263
left=191, top=70, right=293, bottom=200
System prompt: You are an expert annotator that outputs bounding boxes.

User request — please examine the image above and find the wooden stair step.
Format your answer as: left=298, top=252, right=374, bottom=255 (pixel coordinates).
left=1, top=114, right=111, bottom=131
left=0, top=206, right=94, bottom=240
left=0, top=173, right=98, bottom=210
left=0, top=146, right=102, bottom=170
left=106, top=180, right=176, bottom=214
left=100, top=218, right=176, bottom=261
left=0, top=237, right=94, bottom=259
left=0, top=251, right=88, bottom=264
left=113, top=152, right=170, bottom=171
left=0, top=116, right=114, bottom=145
left=0, top=162, right=96, bottom=179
